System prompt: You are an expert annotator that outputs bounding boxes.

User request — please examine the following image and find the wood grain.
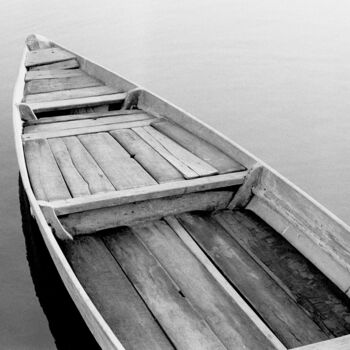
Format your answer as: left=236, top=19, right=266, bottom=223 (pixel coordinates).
left=110, top=129, right=183, bottom=183
left=25, top=47, right=76, bottom=67
left=25, top=69, right=85, bottom=81
left=103, top=228, right=226, bottom=350
left=178, top=213, right=328, bottom=348
left=133, top=220, right=279, bottom=350
left=29, top=59, right=79, bottom=71
left=25, top=75, right=102, bottom=94
left=24, top=139, right=71, bottom=201
left=60, top=191, right=233, bottom=235
left=153, top=120, right=244, bottom=173
left=62, top=235, right=173, bottom=350
left=48, top=138, right=91, bottom=197
left=78, top=133, right=156, bottom=190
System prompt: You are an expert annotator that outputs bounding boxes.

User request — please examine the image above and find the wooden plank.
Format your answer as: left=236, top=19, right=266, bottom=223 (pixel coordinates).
left=110, top=129, right=183, bottom=183
left=25, top=47, right=76, bottom=67
left=18, top=103, right=37, bottom=121
left=292, top=335, right=350, bottom=350
left=142, top=126, right=218, bottom=177
left=103, top=228, right=226, bottom=350
left=60, top=191, right=233, bottom=235
left=29, top=59, right=80, bottom=71
left=22, top=117, right=156, bottom=141
left=25, top=85, right=121, bottom=103
left=27, top=92, right=127, bottom=113
left=78, top=133, right=156, bottom=190
left=178, top=213, right=328, bottom=348
left=24, top=113, right=152, bottom=134
left=215, top=210, right=350, bottom=337
left=165, top=216, right=286, bottom=350
left=48, top=172, right=246, bottom=216
left=25, top=109, right=144, bottom=126
left=247, top=169, right=350, bottom=294
left=133, top=220, right=280, bottom=350
left=153, top=120, right=245, bottom=173
left=25, top=69, right=85, bottom=81
left=48, top=138, right=91, bottom=197
left=60, top=136, right=115, bottom=195
left=25, top=75, right=102, bottom=94
left=133, top=127, right=198, bottom=179
left=61, top=236, right=173, bottom=350
left=24, top=139, right=71, bottom=201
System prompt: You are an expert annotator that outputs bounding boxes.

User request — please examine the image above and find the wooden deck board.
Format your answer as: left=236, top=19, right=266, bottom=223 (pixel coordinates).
left=133, top=220, right=279, bottom=350
left=103, top=228, right=226, bottom=350
left=61, top=235, right=174, bottom=350
left=110, top=129, right=183, bottom=183
left=214, top=210, right=350, bottom=337
left=25, top=75, right=102, bottom=94
left=78, top=133, right=157, bottom=190
left=153, top=120, right=245, bottom=174
left=24, top=139, right=71, bottom=201
left=27, top=92, right=127, bottom=113
left=61, top=136, right=115, bottom=195
left=29, top=59, right=79, bottom=71
left=178, top=212, right=328, bottom=348
left=24, top=112, right=153, bottom=133
left=48, top=138, right=91, bottom=197
left=133, top=127, right=199, bottom=179
left=25, top=47, right=76, bottom=67
left=25, top=68, right=85, bottom=81
left=25, top=85, right=121, bottom=103
left=142, top=126, right=218, bottom=177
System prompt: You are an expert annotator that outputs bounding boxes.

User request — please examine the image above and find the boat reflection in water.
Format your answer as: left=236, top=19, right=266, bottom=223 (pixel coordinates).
left=19, top=176, right=100, bottom=350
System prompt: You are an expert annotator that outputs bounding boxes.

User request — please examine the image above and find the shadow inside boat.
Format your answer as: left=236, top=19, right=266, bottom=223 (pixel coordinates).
left=19, top=175, right=101, bottom=350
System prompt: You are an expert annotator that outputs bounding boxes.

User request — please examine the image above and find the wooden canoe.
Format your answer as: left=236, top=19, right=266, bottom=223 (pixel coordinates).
left=13, top=34, right=350, bottom=350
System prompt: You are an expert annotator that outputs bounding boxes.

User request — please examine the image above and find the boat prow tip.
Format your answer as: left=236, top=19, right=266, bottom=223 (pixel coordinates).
left=25, top=34, right=53, bottom=50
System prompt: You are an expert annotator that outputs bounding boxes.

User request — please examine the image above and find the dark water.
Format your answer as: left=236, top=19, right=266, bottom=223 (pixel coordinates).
left=1, top=0, right=350, bottom=348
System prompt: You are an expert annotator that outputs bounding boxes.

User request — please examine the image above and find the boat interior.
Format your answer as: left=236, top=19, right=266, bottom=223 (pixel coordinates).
left=19, top=36, right=350, bottom=349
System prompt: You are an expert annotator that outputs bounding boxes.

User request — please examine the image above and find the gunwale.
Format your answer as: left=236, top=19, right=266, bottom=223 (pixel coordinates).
left=13, top=34, right=350, bottom=350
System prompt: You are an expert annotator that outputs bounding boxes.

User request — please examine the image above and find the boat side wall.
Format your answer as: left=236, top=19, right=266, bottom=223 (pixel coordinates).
left=13, top=44, right=126, bottom=350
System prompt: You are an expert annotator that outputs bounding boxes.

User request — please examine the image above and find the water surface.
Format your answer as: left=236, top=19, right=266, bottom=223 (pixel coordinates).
left=1, top=0, right=350, bottom=348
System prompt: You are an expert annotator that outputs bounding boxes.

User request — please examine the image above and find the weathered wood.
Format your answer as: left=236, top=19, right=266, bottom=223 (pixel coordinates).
left=178, top=213, right=328, bottom=348
left=25, top=34, right=42, bottom=50
left=60, top=191, right=233, bottom=235
left=25, top=75, right=102, bottom=94
left=133, top=127, right=198, bottom=179
left=24, top=139, right=71, bottom=201
left=61, top=136, right=115, bottom=195
left=78, top=133, right=156, bottom=190
left=215, top=210, right=350, bottom=337
left=29, top=59, right=80, bottom=71
left=228, top=163, right=263, bottom=209
left=18, top=103, right=37, bottom=121
left=24, top=113, right=152, bottom=134
left=62, top=236, right=173, bottom=350
left=143, top=126, right=218, bottom=177
left=25, top=85, right=121, bottom=103
left=103, top=228, right=226, bottom=350
left=27, top=92, right=127, bottom=113
left=133, top=220, right=280, bottom=350
left=247, top=169, right=350, bottom=294
left=25, top=69, right=85, bottom=81
left=165, top=216, right=286, bottom=350
left=25, top=47, right=76, bottom=68
left=48, top=138, right=91, bottom=197
left=25, top=109, right=144, bottom=126
left=153, top=120, right=245, bottom=174
left=110, top=129, right=183, bottom=183
left=49, top=172, right=246, bottom=216
left=292, top=334, right=350, bottom=350
left=22, top=117, right=156, bottom=141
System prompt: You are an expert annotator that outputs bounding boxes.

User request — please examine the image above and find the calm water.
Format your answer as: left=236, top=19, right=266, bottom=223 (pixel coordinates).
left=1, top=0, right=350, bottom=348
